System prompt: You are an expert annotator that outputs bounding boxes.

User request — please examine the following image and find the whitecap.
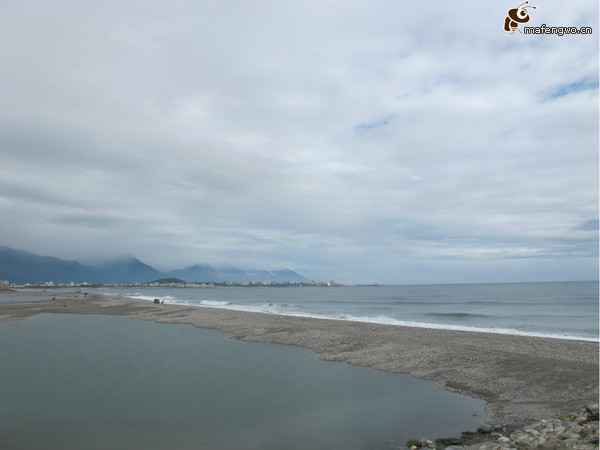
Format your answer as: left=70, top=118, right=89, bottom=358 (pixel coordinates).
left=199, top=300, right=231, bottom=307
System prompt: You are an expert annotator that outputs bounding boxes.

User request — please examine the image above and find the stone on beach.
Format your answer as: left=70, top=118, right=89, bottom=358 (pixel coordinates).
left=422, top=404, right=600, bottom=449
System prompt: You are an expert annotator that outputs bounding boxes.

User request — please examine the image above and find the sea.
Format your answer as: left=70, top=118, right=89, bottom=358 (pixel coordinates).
left=76, top=280, right=598, bottom=342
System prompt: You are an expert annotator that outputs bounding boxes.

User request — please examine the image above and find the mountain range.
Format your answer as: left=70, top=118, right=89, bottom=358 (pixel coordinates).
left=0, top=245, right=308, bottom=284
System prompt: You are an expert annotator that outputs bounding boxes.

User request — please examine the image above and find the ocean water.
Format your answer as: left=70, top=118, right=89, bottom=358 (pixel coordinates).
left=0, top=314, right=486, bottom=449
left=84, top=281, right=598, bottom=341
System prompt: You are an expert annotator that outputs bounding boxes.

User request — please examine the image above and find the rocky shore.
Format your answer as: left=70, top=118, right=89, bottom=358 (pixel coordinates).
left=406, top=405, right=599, bottom=449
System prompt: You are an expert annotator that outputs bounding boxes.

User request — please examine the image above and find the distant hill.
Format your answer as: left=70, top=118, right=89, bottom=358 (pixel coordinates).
left=0, top=245, right=308, bottom=284
left=168, top=264, right=218, bottom=282
left=167, top=265, right=308, bottom=283
left=270, top=269, right=308, bottom=282
left=0, top=245, right=94, bottom=284
left=97, top=257, right=163, bottom=284
left=150, top=278, right=186, bottom=284
left=0, top=246, right=163, bottom=284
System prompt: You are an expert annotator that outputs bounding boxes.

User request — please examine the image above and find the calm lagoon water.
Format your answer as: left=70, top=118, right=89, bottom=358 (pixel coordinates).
left=0, top=314, right=486, bottom=449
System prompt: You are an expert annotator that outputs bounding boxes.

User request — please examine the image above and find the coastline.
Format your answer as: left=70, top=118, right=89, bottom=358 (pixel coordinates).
left=1, top=291, right=598, bottom=432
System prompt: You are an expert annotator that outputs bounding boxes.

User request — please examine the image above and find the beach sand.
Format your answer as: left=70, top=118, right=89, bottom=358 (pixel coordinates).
left=1, top=291, right=598, bottom=430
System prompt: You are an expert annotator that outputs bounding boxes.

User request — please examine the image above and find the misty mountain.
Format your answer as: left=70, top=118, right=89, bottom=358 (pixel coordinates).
left=269, top=269, right=308, bottom=282
left=168, top=264, right=218, bottom=282
left=97, top=257, right=164, bottom=284
left=0, top=246, right=162, bottom=284
left=167, top=265, right=308, bottom=282
left=0, top=245, right=308, bottom=284
left=0, top=245, right=93, bottom=284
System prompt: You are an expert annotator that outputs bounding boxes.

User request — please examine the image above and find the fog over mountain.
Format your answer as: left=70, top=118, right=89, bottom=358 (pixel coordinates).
left=0, top=245, right=308, bottom=284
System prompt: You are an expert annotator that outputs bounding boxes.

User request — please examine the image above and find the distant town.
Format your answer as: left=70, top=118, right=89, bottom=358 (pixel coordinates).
left=1, top=279, right=343, bottom=289
left=1, top=245, right=350, bottom=288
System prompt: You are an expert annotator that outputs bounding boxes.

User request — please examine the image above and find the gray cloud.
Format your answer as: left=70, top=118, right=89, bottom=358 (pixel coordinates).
left=0, top=0, right=597, bottom=283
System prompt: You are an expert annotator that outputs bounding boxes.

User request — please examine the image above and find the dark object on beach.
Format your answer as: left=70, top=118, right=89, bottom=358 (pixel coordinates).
left=154, top=299, right=160, bottom=304
left=405, top=438, right=434, bottom=448
left=585, top=404, right=599, bottom=422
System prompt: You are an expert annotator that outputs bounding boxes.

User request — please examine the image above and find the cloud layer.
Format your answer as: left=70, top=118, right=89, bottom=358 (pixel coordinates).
left=1, top=0, right=597, bottom=283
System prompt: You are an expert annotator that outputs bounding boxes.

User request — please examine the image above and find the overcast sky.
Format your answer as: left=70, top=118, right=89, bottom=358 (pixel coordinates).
left=1, top=0, right=598, bottom=284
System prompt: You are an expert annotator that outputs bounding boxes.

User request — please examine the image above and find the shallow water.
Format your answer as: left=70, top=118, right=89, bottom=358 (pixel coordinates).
left=0, top=314, right=486, bottom=449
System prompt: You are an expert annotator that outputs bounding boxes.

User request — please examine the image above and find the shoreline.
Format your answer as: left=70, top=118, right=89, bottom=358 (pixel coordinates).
left=146, top=304, right=600, bottom=343
left=11, top=286, right=599, bottom=343
left=1, top=291, right=598, bottom=432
